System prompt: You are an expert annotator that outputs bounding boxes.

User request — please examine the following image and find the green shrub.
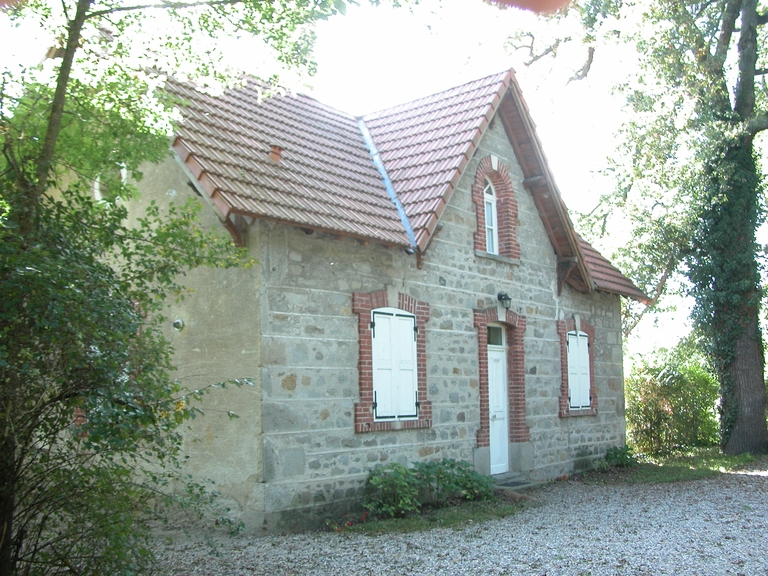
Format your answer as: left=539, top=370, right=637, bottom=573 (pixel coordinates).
left=604, top=445, right=638, bottom=467
left=626, top=343, right=719, bottom=455
left=450, top=460, right=496, bottom=501
left=363, top=463, right=420, bottom=518
left=363, top=458, right=494, bottom=518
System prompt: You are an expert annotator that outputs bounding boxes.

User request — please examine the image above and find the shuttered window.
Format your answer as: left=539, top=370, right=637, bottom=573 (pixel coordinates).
left=567, top=330, right=591, bottom=409
left=371, top=308, right=418, bottom=420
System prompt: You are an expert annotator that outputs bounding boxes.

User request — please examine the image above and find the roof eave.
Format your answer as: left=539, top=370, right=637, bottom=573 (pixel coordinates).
left=499, top=78, right=595, bottom=295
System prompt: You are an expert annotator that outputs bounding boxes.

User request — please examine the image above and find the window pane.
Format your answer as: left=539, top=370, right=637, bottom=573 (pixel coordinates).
left=488, top=326, right=503, bottom=346
left=485, top=200, right=496, bottom=254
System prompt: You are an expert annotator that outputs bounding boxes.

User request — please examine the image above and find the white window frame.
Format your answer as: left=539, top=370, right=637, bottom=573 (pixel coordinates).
left=483, top=178, right=499, bottom=255
left=566, top=330, right=591, bottom=409
left=371, top=307, right=419, bottom=421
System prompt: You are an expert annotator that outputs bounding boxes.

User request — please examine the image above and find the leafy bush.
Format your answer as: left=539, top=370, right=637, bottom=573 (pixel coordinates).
left=604, top=446, right=638, bottom=467
left=363, top=459, right=494, bottom=518
left=451, top=460, right=496, bottom=501
left=626, top=343, right=720, bottom=455
left=363, top=463, right=420, bottom=518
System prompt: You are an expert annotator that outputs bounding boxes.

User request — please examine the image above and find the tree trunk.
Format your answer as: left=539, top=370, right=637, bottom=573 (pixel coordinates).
left=0, top=437, right=17, bottom=576
left=18, top=0, right=92, bottom=237
left=693, top=142, right=768, bottom=455
left=724, top=317, right=768, bottom=454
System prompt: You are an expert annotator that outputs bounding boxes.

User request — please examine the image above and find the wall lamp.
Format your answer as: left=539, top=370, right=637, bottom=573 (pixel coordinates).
left=497, top=292, right=512, bottom=310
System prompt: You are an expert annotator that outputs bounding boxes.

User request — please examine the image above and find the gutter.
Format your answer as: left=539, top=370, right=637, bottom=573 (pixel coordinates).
left=357, top=117, right=418, bottom=252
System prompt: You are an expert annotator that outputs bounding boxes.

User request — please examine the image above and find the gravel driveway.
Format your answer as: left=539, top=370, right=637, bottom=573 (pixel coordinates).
left=155, top=463, right=768, bottom=575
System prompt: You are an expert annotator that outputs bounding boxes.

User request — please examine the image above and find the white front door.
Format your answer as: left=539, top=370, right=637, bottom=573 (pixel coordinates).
left=488, top=345, right=509, bottom=475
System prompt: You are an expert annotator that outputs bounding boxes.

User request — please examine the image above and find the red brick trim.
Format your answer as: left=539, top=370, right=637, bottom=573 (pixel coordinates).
left=557, top=317, right=598, bottom=417
left=472, top=156, right=520, bottom=260
left=474, top=307, right=529, bottom=448
left=352, top=291, right=432, bottom=433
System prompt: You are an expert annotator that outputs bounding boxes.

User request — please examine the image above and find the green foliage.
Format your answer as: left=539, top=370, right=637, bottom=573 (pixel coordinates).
left=582, top=447, right=757, bottom=485
left=626, top=343, right=720, bottom=456
left=363, top=463, right=420, bottom=518
left=0, top=0, right=362, bottom=570
left=363, top=459, right=495, bottom=519
left=573, top=0, right=768, bottom=454
left=603, top=446, right=638, bottom=468
left=687, top=146, right=764, bottom=445
left=0, top=183, right=249, bottom=573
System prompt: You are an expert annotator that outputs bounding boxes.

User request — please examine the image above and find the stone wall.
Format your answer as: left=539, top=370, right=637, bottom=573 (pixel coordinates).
left=255, top=118, right=626, bottom=530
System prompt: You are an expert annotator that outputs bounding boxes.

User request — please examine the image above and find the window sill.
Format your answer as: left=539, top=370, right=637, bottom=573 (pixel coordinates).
left=559, top=407, right=598, bottom=418
left=354, top=401, right=432, bottom=433
left=354, top=418, right=432, bottom=433
left=474, top=250, right=520, bottom=266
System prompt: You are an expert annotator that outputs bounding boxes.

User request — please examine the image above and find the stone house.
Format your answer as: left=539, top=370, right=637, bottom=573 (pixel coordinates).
left=136, top=69, right=646, bottom=533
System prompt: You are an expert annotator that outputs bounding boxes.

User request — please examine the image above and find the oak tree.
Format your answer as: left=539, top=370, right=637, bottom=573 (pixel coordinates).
left=576, top=0, right=768, bottom=454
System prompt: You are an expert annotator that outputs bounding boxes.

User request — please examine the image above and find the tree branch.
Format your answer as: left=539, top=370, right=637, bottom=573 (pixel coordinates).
left=713, top=0, right=741, bottom=70
left=623, top=260, right=674, bottom=337
left=735, top=0, right=758, bottom=118
left=24, top=0, right=93, bottom=237
left=745, top=112, right=768, bottom=134
left=85, top=0, right=242, bottom=20
left=566, top=46, right=595, bottom=84
left=510, top=33, right=561, bottom=67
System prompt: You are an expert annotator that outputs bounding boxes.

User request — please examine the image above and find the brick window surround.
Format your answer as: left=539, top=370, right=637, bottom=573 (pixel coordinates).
left=557, top=317, right=598, bottom=417
left=473, top=306, right=529, bottom=447
left=472, top=156, right=520, bottom=260
left=352, top=290, right=431, bottom=433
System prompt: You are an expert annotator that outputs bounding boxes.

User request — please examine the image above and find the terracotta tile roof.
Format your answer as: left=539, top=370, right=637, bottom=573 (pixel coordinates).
left=363, top=71, right=512, bottom=251
left=169, top=72, right=646, bottom=302
left=169, top=80, right=411, bottom=247
left=578, top=236, right=650, bottom=303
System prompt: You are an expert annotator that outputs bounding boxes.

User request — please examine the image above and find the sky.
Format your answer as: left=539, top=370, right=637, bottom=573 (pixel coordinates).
left=0, top=0, right=691, bottom=356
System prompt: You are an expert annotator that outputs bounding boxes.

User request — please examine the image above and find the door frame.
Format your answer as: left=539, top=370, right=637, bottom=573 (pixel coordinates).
left=487, top=324, right=509, bottom=475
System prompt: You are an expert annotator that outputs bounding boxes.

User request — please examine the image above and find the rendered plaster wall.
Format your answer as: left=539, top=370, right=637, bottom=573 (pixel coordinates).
left=130, top=159, right=266, bottom=530
left=257, top=116, right=626, bottom=531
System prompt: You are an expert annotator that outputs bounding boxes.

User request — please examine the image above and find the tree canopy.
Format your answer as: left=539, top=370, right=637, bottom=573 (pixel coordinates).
left=566, top=0, right=768, bottom=454
left=0, top=0, right=350, bottom=573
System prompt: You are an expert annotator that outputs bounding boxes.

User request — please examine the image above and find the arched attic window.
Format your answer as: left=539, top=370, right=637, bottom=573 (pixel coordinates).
left=472, top=156, right=520, bottom=261
left=483, top=178, right=499, bottom=255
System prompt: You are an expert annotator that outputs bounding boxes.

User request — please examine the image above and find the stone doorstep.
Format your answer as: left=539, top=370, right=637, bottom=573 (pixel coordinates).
left=493, top=472, right=545, bottom=491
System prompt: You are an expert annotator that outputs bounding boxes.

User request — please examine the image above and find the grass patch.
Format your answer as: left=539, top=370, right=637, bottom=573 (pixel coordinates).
left=581, top=447, right=759, bottom=485
left=328, top=490, right=528, bottom=535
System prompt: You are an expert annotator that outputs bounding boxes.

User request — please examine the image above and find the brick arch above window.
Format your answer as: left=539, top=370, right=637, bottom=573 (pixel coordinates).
left=352, top=290, right=431, bottom=433
left=473, top=306, right=529, bottom=448
left=472, top=156, right=520, bottom=260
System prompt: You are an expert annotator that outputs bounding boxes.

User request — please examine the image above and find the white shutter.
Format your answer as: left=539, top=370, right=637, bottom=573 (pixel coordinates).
left=372, top=311, right=396, bottom=418
left=567, top=331, right=591, bottom=409
left=393, top=314, right=418, bottom=417
left=371, top=309, right=418, bottom=419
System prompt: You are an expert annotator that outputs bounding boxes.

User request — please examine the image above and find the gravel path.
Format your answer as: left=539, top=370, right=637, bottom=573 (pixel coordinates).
left=155, top=464, right=768, bottom=575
